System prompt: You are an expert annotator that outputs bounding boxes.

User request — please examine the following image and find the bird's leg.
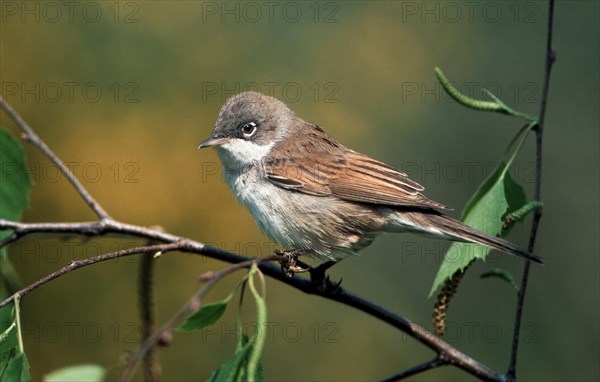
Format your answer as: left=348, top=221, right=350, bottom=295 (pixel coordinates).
left=275, top=251, right=342, bottom=292
left=309, top=261, right=342, bottom=293
left=275, top=248, right=311, bottom=278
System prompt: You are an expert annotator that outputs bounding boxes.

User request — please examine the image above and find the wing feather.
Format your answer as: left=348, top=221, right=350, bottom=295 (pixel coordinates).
left=264, top=151, right=450, bottom=210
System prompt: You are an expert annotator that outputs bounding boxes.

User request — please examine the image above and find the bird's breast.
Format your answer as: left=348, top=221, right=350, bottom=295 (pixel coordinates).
left=221, top=164, right=387, bottom=261
left=224, top=166, right=299, bottom=247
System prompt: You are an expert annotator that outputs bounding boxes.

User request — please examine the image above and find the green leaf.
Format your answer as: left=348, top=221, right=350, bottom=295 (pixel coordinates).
left=43, top=364, right=106, bottom=382
left=0, top=347, right=17, bottom=378
left=0, top=306, right=17, bottom=354
left=0, top=322, right=16, bottom=345
left=0, top=351, right=30, bottom=382
left=1, top=128, right=32, bottom=293
left=0, top=127, right=32, bottom=223
left=480, top=268, right=519, bottom=291
left=0, top=254, right=21, bottom=295
left=429, top=161, right=527, bottom=297
left=503, top=170, right=528, bottom=227
left=206, top=266, right=266, bottom=382
left=177, top=300, right=228, bottom=332
left=206, top=333, right=263, bottom=382
left=0, top=300, right=20, bottom=368
left=0, top=296, right=26, bottom=381
left=206, top=335, right=254, bottom=382
left=245, top=266, right=265, bottom=381
left=461, top=162, right=506, bottom=219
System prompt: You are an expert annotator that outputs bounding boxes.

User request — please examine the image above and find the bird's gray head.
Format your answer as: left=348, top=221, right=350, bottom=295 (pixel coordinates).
left=199, top=92, right=295, bottom=167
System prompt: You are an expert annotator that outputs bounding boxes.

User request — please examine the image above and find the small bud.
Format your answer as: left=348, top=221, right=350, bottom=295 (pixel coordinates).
left=198, top=271, right=214, bottom=282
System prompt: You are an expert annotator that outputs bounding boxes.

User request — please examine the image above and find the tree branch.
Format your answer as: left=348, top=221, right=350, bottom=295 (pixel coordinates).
left=379, top=357, right=448, bottom=382
left=0, top=219, right=183, bottom=248
left=0, top=242, right=185, bottom=309
left=0, top=97, right=110, bottom=220
left=507, top=0, right=555, bottom=379
left=139, top=250, right=160, bottom=382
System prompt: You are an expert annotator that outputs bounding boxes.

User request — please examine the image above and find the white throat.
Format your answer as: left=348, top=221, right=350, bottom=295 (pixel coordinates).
left=216, top=139, right=274, bottom=170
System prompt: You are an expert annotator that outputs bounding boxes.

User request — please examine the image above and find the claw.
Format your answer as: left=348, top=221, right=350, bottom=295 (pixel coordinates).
left=274, top=250, right=341, bottom=288
left=332, top=277, right=343, bottom=290
left=283, top=264, right=310, bottom=277
left=309, top=262, right=342, bottom=293
left=309, top=273, right=343, bottom=294
left=275, top=248, right=310, bottom=278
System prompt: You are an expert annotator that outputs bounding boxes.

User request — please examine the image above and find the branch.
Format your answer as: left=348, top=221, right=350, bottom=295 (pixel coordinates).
left=0, top=219, right=184, bottom=248
left=329, top=289, right=501, bottom=381
left=0, top=242, right=186, bottom=309
left=139, top=250, right=160, bottom=382
left=507, top=0, right=555, bottom=379
left=0, top=97, right=110, bottom=220
left=379, top=357, right=447, bottom=382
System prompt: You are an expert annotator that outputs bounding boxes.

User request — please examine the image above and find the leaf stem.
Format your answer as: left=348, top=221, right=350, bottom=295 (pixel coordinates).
left=501, top=121, right=536, bottom=179
left=14, top=294, right=24, bottom=353
left=0, top=98, right=110, bottom=220
left=246, top=265, right=267, bottom=381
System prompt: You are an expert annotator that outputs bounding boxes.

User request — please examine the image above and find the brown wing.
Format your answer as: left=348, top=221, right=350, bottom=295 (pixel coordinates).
left=264, top=150, right=450, bottom=210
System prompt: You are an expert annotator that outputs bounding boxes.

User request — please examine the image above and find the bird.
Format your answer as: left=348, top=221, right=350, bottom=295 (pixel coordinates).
left=199, top=91, right=541, bottom=276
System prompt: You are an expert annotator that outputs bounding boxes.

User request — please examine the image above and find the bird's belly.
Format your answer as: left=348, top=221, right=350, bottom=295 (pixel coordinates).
left=227, top=170, right=382, bottom=261
left=242, top=182, right=331, bottom=249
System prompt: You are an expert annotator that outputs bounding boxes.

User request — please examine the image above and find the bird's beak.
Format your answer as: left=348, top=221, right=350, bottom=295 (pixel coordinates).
left=198, top=135, right=231, bottom=149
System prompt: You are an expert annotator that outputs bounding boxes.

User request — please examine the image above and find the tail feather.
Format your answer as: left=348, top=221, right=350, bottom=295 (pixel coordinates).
left=407, top=212, right=542, bottom=263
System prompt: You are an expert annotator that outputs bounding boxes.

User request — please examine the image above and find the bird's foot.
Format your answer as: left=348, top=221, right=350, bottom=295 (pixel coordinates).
left=275, top=249, right=310, bottom=278
left=274, top=251, right=342, bottom=292
left=309, top=261, right=342, bottom=293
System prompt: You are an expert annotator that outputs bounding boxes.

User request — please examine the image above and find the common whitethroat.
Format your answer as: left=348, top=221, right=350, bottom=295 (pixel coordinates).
left=199, top=92, right=542, bottom=270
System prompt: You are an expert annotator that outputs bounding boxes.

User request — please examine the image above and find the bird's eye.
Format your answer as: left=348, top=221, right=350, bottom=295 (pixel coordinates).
left=241, top=122, right=257, bottom=137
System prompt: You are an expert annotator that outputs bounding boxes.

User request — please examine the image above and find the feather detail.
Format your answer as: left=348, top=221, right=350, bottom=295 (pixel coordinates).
left=264, top=122, right=450, bottom=210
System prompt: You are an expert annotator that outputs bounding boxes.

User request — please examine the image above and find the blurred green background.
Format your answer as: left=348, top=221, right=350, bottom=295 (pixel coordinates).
left=1, top=1, right=598, bottom=381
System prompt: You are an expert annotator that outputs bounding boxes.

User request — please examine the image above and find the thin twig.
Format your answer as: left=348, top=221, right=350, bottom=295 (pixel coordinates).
left=507, top=0, right=555, bottom=380
left=120, top=256, right=277, bottom=382
left=0, top=97, right=110, bottom=219
left=0, top=219, right=184, bottom=248
left=328, top=288, right=501, bottom=381
left=379, top=357, right=448, bottom=382
left=139, top=251, right=160, bottom=382
left=0, top=243, right=185, bottom=309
